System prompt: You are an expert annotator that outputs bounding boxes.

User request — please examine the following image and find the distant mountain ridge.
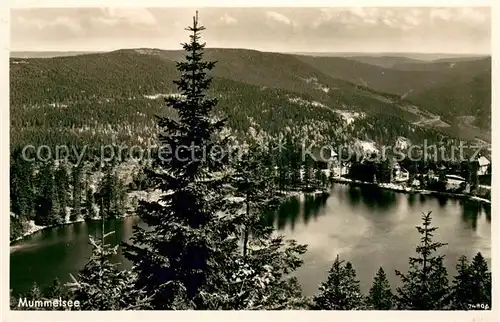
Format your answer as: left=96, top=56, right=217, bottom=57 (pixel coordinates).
left=10, top=51, right=105, bottom=58
left=10, top=47, right=491, bottom=147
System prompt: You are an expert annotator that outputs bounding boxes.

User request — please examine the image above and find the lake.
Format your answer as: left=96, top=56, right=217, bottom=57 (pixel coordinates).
left=10, top=184, right=491, bottom=297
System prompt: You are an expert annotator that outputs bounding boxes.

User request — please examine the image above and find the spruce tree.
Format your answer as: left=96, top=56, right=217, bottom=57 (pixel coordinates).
left=46, top=278, right=68, bottom=299
left=55, top=163, right=71, bottom=221
left=277, top=138, right=289, bottom=191
left=10, top=149, right=35, bottom=220
left=232, top=143, right=270, bottom=258
left=366, top=267, right=394, bottom=310
left=312, top=255, right=364, bottom=310
left=469, top=252, right=491, bottom=308
left=98, top=166, right=113, bottom=219
left=395, top=211, right=449, bottom=309
left=303, top=153, right=315, bottom=191
left=67, top=214, right=151, bottom=310
left=35, top=161, right=62, bottom=226
left=217, top=237, right=308, bottom=310
left=84, top=186, right=96, bottom=221
left=314, top=163, right=324, bottom=188
left=449, top=253, right=491, bottom=310
left=266, top=140, right=278, bottom=197
left=27, top=282, right=43, bottom=300
left=124, top=12, right=243, bottom=309
left=223, top=143, right=308, bottom=309
left=71, top=164, right=83, bottom=221
left=449, top=255, right=473, bottom=309
left=111, top=173, right=126, bottom=217
left=288, top=137, right=301, bottom=189
left=44, top=278, right=70, bottom=311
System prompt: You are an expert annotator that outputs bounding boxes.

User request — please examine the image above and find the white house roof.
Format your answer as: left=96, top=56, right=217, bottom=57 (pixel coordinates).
left=478, top=156, right=490, bottom=166
left=446, top=174, right=465, bottom=181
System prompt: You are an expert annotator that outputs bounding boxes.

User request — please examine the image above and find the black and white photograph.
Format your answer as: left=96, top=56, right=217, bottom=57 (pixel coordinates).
left=6, top=3, right=495, bottom=316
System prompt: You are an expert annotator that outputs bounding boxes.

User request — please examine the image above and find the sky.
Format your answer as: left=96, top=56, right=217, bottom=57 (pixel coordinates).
left=10, top=7, right=491, bottom=54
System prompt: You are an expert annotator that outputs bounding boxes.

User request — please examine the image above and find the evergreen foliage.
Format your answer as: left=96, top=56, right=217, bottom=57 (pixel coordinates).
left=395, top=211, right=449, bottom=309
left=366, top=267, right=394, bottom=310
left=124, top=12, right=243, bottom=309
left=312, top=255, right=364, bottom=310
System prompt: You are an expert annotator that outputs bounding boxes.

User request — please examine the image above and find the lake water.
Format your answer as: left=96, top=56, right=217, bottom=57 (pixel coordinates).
left=10, top=184, right=491, bottom=296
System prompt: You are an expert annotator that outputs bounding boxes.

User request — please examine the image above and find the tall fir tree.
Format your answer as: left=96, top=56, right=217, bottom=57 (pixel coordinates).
left=10, top=148, right=35, bottom=220
left=84, top=184, right=97, bottom=221
left=395, top=211, right=450, bottom=309
left=35, top=161, right=63, bottom=226
left=365, top=267, right=394, bottom=310
left=303, top=153, right=313, bottom=190
left=449, top=253, right=491, bottom=310
left=124, top=12, right=243, bottom=309
left=469, top=252, right=491, bottom=308
left=97, top=166, right=125, bottom=219
left=67, top=210, right=151, bottom=310
left=231, top=142, right=270, bottom=258
left=312, top=255, right=364, bottom=310
left=277, top=137, right=290, bottom=191
left=265, top=140, right=278, bottom=197
left=25, top=283, right=44, bottom=311
left=97, top=166, right=113, bottom=219
left=314, top=163, right=325, bottom=188
left=449, top=255, right=473, bottom=309
left=71, top=164, right=83, bottom=221
left=55, top=163, right=71, bottom=221
left=288, top=136, right=301, bottom=189
left=112, top=174, right=127, bottom=217
left=223, top=142, right=308, bottom=309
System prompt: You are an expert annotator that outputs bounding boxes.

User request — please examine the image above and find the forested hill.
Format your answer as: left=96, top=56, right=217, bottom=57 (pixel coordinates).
left=11, top=47, right=405, bottom=108
left=294, top=54, right=491, bottom=131
left=10, top=48, right=488, bottom=152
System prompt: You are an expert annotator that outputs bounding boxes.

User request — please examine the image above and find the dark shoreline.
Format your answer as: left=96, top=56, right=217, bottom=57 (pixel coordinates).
left=331, top=177, right=491, bottom=205
left=10, top=180, right=489, bottom=247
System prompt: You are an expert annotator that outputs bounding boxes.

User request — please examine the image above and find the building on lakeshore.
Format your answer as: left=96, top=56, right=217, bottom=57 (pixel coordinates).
left=477, top=156, right=490, bottom=176
left=392, top=163, right=409, bottom=183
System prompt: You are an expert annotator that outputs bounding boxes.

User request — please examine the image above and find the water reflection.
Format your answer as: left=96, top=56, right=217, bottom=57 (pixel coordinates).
left=461, top=200, right=482, bottom=231
left=271, top=193, right=329, bottom=231
left=276, top=196, right=301, bottom=230
left=347, top=186, right=362, bottom=207
left=482, top=203, right=491, bottom=222
left=346, top=185, right=397, bottom=209
left=437, top=196, right=448, bottom=207
left=408, top=193, right=415, bottom=206
left=305, top=193, right=329, bottom=223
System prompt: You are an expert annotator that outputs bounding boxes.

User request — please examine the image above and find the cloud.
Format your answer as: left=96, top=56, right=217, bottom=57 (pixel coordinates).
left=429, top=7, right=489, bottom=25
left=382, top=18, right=395, bottom=27
left=364, top=18, right=378, bottom=25
left=99, top=8, right=157, bottom=26
left=458, top=7, right=489, bottom=24
left=311, top=7, right=489, bottom=32
left=265, top=11, right=293, bottom=25
left=403, top=15, right=421, bottom=27
left=16, top=15, right=84, bottom=34
left=219, top=13, right=238, bottom=25
left=10, top=7, right=491, bottom=54
left=429, top=8, right=454, bottom=21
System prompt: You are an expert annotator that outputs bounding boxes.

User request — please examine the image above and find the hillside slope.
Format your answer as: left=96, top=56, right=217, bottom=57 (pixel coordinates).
left=10, top=48, right=436, bottom=123
left=295, top=54, right=491, bottom=133
left=10, top=48, right=484, bottom=151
